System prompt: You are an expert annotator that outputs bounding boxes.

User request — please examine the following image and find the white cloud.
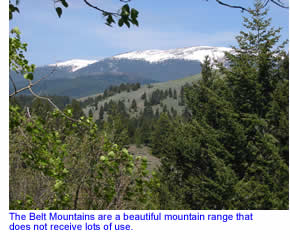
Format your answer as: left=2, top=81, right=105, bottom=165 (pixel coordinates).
left=95, top=26, right=237, bottom=53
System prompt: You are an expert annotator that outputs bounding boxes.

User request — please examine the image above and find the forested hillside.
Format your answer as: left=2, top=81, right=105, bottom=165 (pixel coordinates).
left=9, top=1, right=288, bottom=210
left=79, top=74, right=200, bottom=120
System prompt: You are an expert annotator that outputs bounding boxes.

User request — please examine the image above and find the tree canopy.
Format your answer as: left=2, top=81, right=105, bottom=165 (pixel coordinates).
left=9, top=0, right=289, bottom=210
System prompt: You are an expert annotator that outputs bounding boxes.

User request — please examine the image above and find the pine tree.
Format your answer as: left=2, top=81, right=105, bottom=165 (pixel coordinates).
left=267, top=77, right=289, bottom=163
left=201, top=55, right=214, bottom=87
left=105, top=103, right=129, bottom=148
left=173, top=89, right=177, bottom=100
left=179, top=87, right=184, bottom=106
left=219, top=0, right=289, bottom=209
left=151, top=113, right=172, bottom=156
left=155, top=108, right=160, bottom=119
left=168, top=88, right=173, bottom=98
left=130, top=99, right=138, bottom=112
left=70, top=99, right=84, bottom=119
left=157, top=0, right=288, bottom=209
left=99, top=105, right=104, bottom=120
left=222, top=0, right=287, bottom=117
left=141, top=92, right=147, bottom=100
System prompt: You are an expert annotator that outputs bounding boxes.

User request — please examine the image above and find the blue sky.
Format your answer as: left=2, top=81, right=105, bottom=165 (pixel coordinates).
left=10, top=0, right=289, bottom=66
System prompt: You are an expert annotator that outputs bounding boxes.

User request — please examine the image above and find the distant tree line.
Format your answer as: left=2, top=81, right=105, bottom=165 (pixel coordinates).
left=79, top=82, right=141, bottom=109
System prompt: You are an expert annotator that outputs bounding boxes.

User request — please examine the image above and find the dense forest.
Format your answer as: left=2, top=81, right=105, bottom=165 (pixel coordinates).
left=9, top=1, right=288, bottom=209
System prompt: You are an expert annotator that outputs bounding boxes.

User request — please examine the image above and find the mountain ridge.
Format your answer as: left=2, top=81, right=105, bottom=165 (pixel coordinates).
left=10, top=45, right=232, bottom=97
left=112, top=46, right=232, bottom=63
left=44, top=45, right=232, bottom=71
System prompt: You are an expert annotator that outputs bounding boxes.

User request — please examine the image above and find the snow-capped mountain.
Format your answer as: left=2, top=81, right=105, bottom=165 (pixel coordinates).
left=75, top=46, right=232, bottom=82
left=48, top=59, right=99, bottom=72
left=11, top=46, right=232, bottom=97
left=113, top=46, right=232, bottom=64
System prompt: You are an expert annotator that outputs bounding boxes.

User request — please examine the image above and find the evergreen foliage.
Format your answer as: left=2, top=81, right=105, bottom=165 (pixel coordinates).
left=9, top=0, right=288, bottom=210
left=151, top=0, right=289, bottom=209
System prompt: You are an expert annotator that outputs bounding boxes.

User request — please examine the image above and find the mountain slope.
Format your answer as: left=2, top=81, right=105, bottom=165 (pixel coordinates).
left=80, top=74, right=202, bottom=119
left=75, top=58, right=202, bottom=82
left=15, top=72, right=156, bottom=98
left=10, top=46, right=231, bottom=97
left=75, top=46, right=231, bottom=82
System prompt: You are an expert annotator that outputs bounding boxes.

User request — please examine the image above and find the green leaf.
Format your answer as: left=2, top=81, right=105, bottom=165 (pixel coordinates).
left=122, top=4, right=130, bottom=14
left=130, top=8, right=139, bottom=27
left=11, top=27, right=21, bottom=35
left=118, top=18, right=124, bottom=27
left=131, top=8, right=139, bottom=20
left=124, top=20, right=130, bottom=28
left=106, top=15, right=115, bottom=26
left=56, top=7, right=62, bottom=18
left=131, top=19, right=139, bottom=27
left=24, top=73, right=34, bottom=81
left=61, top=0, right=69, bottom=8
left=121, top=4, right=130, bottom=18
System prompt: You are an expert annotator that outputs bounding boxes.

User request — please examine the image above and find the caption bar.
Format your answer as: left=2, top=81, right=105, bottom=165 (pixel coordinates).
left=9, top=211, right=253, bottom=232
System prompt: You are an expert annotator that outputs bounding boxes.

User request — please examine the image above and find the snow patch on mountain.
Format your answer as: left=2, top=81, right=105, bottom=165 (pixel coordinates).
left=49, top=59, right=98, bottom=72
left=113, top=46, right=232, bottom=64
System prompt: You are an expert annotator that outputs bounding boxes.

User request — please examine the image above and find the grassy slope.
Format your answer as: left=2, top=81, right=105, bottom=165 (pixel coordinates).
left=79, top=73, right=201, bottom=120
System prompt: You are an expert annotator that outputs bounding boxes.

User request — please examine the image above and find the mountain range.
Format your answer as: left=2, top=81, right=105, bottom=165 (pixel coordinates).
left=10, top=46, right=232, bottom=98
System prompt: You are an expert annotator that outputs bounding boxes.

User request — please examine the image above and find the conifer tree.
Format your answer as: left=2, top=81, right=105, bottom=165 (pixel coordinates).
left=173, top=89, right=177, bottom=100
left=169, top=88, right=173, bottom=98
left=70, top=99, right=84, bottom=119
left=222, top=0, right=287, bottom=117
left=201, top=55, right=214, bottom=88
left=131, top=99, right=138, bottom=112
left=99, top=105, right=104, bottom=120
left=220, top=0, right=289, bottom=209
left=141, top=92, right=147, bottom=100
left=155, top=108, right=160, bottom=119
left=157, top=0, right=288, bottom=209
left=151, top=113, right=173, bottom=156
left=179, top=87, right=185, bottom=106
left=105, top=103, right=129, bottom=148
left=267, top=78, right=289, bottom=163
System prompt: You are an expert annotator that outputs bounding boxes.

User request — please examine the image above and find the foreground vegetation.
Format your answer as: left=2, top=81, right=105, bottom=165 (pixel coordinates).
left=9, top=1, right=288, bottom=209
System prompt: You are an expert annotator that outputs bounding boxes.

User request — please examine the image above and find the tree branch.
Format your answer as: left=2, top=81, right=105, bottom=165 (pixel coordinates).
left=9, top=78, right=40, bottom=97
left=271, top=0, right=289, bottom=9
left=214, top=0, right=288, bottom=11
left=83, top=0, right=119, bottom=16
left=28, top=88, right=79, bottom=122
left=74, top=169, right=90, bottom=209
left=10, top=68, right=79, bottom=122
left=9, top=67, right=57, bottom=97
left=262, top=0, right=271, bottom=8
left=215, top=0, right=249, bottom=12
